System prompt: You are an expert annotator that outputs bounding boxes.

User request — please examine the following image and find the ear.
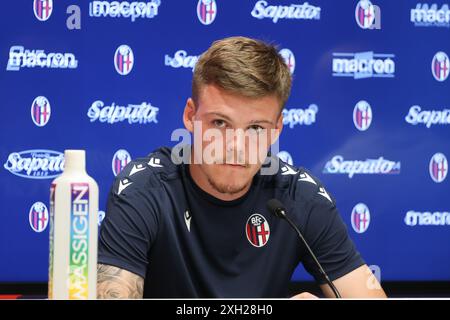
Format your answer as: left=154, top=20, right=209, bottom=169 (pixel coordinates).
left=183, top=98, right=196, bottom=133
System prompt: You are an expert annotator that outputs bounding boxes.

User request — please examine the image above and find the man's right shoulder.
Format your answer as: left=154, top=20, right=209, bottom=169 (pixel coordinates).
left=111, top=146, right=178, bottom=197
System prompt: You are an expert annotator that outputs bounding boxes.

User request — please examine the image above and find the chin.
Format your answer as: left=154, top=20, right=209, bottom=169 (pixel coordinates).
left=213, top=182, right=248, bottom=195
left=208, top=173, right=251, bottom=195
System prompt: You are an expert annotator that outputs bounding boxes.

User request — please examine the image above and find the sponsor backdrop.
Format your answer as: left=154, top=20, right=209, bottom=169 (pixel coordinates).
left=0, top=0, right=449, bottom=283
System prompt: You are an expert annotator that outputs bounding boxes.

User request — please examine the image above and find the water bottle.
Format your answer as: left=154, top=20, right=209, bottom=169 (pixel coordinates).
left=48, top=150, right=98, bottom=299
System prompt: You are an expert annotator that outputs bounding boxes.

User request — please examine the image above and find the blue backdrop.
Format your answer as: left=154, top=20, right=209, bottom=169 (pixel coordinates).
left=1, top=0, right=449, bottom=283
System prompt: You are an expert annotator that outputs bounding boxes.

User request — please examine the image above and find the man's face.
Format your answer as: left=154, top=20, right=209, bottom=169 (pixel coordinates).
left=184, top=84, right=283, bottom=195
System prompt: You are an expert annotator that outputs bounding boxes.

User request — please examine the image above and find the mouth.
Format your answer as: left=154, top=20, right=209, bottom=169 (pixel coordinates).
left=220, top=163, right=248, bottom=169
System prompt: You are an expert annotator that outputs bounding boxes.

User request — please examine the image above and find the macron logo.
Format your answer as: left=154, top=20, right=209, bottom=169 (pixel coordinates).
left=148, top=157, right=163, bottom=168
left=318, top=187, right=333, bottom=203
left=281, top=165, right=297, bottom=175
left=117, top=178, right=133, bottom=195
left=129, top=163, right=146, bottom=176
left=298, top=172, right=317, bottom=185
left=184, top=210, right=192, bottom=232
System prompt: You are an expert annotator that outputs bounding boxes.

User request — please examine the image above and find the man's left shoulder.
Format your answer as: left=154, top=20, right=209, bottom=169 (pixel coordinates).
left=275, top=160, right=337, bottom=207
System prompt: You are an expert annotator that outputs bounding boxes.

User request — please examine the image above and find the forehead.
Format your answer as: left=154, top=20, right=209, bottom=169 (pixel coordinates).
left=196, top=84, right=280, bottom=119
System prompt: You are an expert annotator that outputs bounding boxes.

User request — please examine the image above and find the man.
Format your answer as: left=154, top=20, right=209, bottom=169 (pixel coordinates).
left=97, top=36, right=387, bottom=299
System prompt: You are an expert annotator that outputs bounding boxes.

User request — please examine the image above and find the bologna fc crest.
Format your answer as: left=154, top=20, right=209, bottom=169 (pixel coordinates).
left=114, top=45, right=134, bottom=76
left=353, top=100, right=372, bottom=131
left=197, top=0, right=217, bottom=25
left=34, top=0, right=53, bottom=21
left=431, top=51, right=449, bottom=82
left=246, top=214, right=270, bottom=247
left=279, top=48, right=296, bottom=74
left=31, top=96, right=51, bottom=127
left=112, top=149, right=131, bottom=176
left=351, top=203, right=370, bottom=234
left=277, top=151, right=293, bottom=166
left=29, top=202, right=49, bottom=233
left=355, top=0, right=375, bottom=29
left=429, top=152, right=448, bottom=183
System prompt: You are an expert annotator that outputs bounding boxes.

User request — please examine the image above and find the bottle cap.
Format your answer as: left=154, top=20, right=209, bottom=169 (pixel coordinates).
left=64, top=150, right=86, bottom=172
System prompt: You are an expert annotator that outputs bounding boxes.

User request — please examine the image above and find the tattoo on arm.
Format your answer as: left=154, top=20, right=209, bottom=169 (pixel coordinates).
left=97, top=264, right=144, bottom=299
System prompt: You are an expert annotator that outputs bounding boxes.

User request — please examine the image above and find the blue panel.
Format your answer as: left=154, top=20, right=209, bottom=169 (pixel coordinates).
left=0, top=0, right=449, bottom=282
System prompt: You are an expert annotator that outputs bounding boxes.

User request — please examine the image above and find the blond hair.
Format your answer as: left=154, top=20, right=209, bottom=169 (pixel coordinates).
left=192, top=36, right=292, bottom=109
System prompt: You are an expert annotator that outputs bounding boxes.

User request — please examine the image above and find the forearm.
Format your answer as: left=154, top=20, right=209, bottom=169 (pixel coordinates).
left=97, top=264, right=144, bottom=299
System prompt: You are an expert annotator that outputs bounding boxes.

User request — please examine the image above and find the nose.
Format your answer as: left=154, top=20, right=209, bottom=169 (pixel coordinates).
left=225, top=129, right=246, bottom=164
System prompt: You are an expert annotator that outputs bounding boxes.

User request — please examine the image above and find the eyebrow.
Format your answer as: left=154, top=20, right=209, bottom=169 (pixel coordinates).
left=204, top=112, right=275, bottom=126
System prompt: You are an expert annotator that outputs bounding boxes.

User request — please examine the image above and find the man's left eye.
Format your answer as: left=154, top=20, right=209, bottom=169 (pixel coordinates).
left=248, top=125, right=264, bottom=133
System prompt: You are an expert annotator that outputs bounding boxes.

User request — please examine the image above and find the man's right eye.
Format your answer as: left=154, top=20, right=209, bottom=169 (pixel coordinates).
left=213, top=119, right=226, bottom=128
